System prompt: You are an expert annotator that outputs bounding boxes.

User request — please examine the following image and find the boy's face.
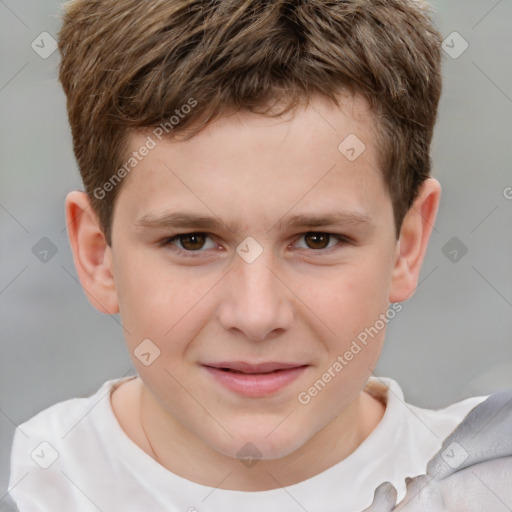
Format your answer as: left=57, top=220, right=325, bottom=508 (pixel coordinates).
left=72, top=93, right=438, bottom=464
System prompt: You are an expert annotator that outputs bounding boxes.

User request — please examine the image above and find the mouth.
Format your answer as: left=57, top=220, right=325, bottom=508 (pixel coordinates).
left=201, top=362, right=309, bottom=396
left=204, top=361, right=307, bottom=374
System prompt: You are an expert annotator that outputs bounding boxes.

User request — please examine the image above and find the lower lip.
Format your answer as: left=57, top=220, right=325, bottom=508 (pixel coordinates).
left=203, top=365, right=308, bottom=397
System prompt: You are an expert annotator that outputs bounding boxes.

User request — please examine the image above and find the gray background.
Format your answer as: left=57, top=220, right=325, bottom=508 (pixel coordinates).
left=1, top=0, right=511, bottom=503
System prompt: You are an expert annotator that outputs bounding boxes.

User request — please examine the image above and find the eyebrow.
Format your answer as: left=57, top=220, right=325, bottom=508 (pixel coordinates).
left=134, top=210, right=375, bottom=233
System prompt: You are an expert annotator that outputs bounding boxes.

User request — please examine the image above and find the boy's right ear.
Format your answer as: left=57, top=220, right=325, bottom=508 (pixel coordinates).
left=64, top=191, right=119, bottom=315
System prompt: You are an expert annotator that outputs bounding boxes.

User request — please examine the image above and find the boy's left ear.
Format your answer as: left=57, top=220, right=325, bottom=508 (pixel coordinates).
left=389, top=177, right=441, bottom=303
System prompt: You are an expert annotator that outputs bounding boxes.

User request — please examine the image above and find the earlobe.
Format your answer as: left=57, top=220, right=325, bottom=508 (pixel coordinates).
left=65, top=191, right=119, bottom=314
left=389, top=178, right=441, bottom=303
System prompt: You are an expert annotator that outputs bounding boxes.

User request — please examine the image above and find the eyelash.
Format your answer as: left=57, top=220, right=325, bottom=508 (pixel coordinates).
left=159, top=232, right=352, bottom=257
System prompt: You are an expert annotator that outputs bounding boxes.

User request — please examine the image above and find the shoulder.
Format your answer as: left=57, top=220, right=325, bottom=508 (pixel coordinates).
left=366, top=387, right=512, bottom=511
left=407, top=393, right=489, bottom=437
left=384, top=378, right=487, bottom=429
left=13, top=376, right=130, bottom=442
left=8, top=375, right=136, bottom=509
left=362, top=377, right=490, bottom=504
left=369, top=376, right=488, bottom=438
left=367, top=377, right=488, bottom=467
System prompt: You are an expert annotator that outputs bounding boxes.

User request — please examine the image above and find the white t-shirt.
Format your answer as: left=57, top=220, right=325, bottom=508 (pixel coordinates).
left=8, top=376, right=486, bottom=512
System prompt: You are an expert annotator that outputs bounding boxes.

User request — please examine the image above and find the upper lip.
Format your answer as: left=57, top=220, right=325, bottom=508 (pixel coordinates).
left=203, top=361, right=308, bottom=374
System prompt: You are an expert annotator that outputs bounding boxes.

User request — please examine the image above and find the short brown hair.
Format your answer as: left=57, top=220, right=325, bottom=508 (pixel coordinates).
left=58, top=0, right=443, bottom=244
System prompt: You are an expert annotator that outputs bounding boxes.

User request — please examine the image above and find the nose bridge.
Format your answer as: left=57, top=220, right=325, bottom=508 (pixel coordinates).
left=219, top=239, right=293, bottom=340
left=237, top=246, right=277, bottom=301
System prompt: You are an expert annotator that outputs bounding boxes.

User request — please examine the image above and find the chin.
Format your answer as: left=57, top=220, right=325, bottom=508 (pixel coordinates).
left=206, top=423, right=310, bottom=462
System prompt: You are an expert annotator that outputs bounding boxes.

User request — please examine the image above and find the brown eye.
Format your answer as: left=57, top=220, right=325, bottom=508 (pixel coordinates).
left=162, top=232, right=216, bottom=253
left=294, top=232, right=350, bottom=253
left=304, top=232, right=331, bottom=250
left=177, top=233, right=207, bottom=250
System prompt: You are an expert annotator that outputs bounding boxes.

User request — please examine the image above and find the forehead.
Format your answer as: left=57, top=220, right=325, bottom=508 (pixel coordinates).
left=115, top=93, right=390, bottom=230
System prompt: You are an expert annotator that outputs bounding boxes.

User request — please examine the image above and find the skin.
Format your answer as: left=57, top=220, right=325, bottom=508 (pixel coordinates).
left=65, top=93, right=441, bottom=491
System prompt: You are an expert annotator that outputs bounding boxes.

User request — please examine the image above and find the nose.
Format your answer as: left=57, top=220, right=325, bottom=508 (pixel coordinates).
left=218, top=244, right=294, bottom=342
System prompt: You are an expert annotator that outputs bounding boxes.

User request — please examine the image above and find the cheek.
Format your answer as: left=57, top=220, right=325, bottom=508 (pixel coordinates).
left=321, top=256, right=392, bottom=334
left=299, top=264, right=391, bottom=417
left=113, top=251, right=208, bottom=347
left=302, top=254, right=394, bottom=384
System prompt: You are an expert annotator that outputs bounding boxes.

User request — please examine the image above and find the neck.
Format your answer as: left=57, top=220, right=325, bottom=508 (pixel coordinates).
left=138, top=382, right=385, bottom=491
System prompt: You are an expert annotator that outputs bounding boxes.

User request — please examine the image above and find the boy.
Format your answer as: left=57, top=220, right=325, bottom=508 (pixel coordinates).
left=7, top=0, right=512, bottom=510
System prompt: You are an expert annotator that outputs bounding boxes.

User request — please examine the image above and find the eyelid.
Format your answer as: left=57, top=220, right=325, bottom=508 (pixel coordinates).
left=159, top=232, right=218, bottom=253
left=160, top=231, right=352, bottom=257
